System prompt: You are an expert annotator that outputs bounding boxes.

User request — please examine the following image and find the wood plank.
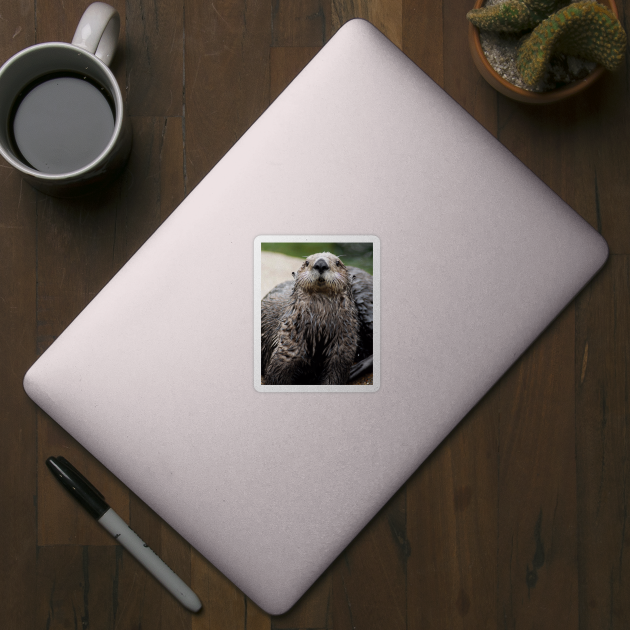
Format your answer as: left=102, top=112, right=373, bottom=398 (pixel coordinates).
left=443, top=0, right=497, bottom=132
left=184, top=0, right=272, bottom=192
left=494, top=63, right=630, bottom=257
left=159, top=117, right=187, bottom=220
left=496, top=97, right=597, bottom=225
left=575, top=0, right=629, bottom=253
left=272, top=0, right=332, bottom=46
left=331, top=0, right=402, bottom=48
left=0, top=128, right=38, bottom=630
left=247, top=599, right=272, bottom=630
left=112, top=116, right=185, bottom=270
left=126, top=0, right=184, bottom=117
left=576, top=256, right=630, bottom=629
left=36, top=0, right=123, bottom=45
left=36, top=545, right=118, bottom=630
left=271, top=573, right=332, bottom=629
left=407, top=391, right=499, bottom=629
left=331, top=486, right=407, bottom=630
left=402, top=0, right=444, bottom=88
left=0, top=0, right=36, bottom=55
left=497, top=305, right=578, bottom=628
left=270, top=47, right=321, bottom=103
left=583, top=72, right=630, bottom=254
left=34, top=187, right=121, bottom=355
left=0, top=5, right=39, bottom=629
left=190, top=548, right=247, bottom=630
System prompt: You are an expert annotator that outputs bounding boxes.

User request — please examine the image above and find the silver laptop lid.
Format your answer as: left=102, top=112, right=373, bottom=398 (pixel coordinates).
left=24, top=19, right=607, bottom=614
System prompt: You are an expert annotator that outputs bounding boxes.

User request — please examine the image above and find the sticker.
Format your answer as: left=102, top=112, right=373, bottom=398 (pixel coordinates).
left=254, top=235, right=380, bottom=392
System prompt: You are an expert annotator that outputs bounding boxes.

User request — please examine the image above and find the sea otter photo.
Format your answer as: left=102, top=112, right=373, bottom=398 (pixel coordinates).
left=261, top=251, right=373, bottom=386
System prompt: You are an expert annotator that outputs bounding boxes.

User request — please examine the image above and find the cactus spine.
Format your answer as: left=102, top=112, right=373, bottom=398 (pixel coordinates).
left=467, top=0, right=568, bottom=33
left=516, top=1, right=627, bottom=85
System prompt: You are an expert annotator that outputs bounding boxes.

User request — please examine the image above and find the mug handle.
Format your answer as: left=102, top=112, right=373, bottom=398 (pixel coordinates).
left=71, top=2, right=120, bottom=67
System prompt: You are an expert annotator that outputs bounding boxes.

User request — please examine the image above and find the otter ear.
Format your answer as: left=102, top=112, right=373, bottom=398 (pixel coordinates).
left=352, top=274, right=356, bottom=280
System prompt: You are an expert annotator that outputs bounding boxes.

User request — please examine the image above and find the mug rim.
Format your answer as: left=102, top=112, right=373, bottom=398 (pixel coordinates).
left=0, top=41, right=125, bottom=181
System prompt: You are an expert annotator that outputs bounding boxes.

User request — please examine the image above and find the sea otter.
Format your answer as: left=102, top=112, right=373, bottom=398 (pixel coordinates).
left=261, top=252, right=373, bottom=385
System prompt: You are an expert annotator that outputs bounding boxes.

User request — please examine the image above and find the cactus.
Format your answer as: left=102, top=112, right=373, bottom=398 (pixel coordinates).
left=467, top=0, right=568, bottom=33
left=516, top=1, right=627, bottom=85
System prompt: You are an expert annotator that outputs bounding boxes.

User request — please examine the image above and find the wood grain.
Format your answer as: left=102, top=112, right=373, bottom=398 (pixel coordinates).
left=190, top=549, right=248, bottom=630
left=0, top=0, right=36, bottom=55
left=0, top=5, right=39, bottom=629
left=271, top=573, right=332, bottom=629
left=583, top=72, right=630, bottom=254
left=403, top=0, right=444, bottom=88
left=576, top=256, right=630, bottom=629
left=407, top=392, right=499, bottom=629
left=125, top=0, right=184, bottom=117
left=332, top=0, right=403, bottom=48
left=497, top=304, right=579, bottom=629
left=0, top=144, right=38, bottom=630
left=270, top=47, right=322, bottom=103
left=496, top=96, right=598, bottom=226
left=184, top=0, right=271, bottom=191
left=271, top=0, right=332, bottom=46
left=36, top=545, right=119, bottom=630
left=443, top=0, right=497, bottom=132
left=112, top=116, right=185, bottom=270
left=331, top=486, right=408, bottom=630
left=494, top=66, right=630, bottom=258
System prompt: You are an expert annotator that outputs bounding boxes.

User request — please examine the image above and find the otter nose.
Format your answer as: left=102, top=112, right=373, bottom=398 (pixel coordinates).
left=313, top=258, right=329, bottom=274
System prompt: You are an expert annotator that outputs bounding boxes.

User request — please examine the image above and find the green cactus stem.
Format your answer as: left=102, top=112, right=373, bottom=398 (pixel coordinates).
left=467, top=0, right=568, bottom=33
left=517, top=1, right=627, bottom=86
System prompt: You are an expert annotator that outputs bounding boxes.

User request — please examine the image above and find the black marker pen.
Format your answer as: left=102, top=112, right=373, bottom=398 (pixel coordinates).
left=46, top=456, right=202, bottom=612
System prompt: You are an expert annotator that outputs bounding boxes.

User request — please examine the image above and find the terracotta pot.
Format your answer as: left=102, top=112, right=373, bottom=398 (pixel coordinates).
left=468, top=0, right=619, bottom=103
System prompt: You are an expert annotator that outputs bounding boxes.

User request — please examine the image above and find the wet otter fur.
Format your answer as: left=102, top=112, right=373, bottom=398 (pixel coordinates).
left=261, top=252, right=373, bottom=385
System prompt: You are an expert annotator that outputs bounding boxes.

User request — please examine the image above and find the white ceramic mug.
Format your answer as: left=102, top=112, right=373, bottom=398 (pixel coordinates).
left=0, top=2, right=131, bottom=197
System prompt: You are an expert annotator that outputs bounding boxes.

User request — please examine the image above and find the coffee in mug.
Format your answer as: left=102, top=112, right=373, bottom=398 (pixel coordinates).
left=0, top=2, right=131, bottom=197
left=11, top=72, right=116, bottom=174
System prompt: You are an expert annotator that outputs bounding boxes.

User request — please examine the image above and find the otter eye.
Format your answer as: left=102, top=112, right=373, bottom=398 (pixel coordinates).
left=336, top=260, right=341, bottom=267
left=304, top=261, right=309, bottom=267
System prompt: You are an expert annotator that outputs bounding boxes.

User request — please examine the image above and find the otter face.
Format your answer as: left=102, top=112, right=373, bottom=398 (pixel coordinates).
left=294, top=252, right=349, bottom=294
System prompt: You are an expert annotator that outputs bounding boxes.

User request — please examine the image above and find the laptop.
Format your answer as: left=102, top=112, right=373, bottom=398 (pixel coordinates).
left=23, top=19, right=608, bottom=614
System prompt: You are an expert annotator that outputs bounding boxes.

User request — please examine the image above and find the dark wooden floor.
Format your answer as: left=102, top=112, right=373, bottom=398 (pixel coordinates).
left=1, top=0, right=629, bottom=628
